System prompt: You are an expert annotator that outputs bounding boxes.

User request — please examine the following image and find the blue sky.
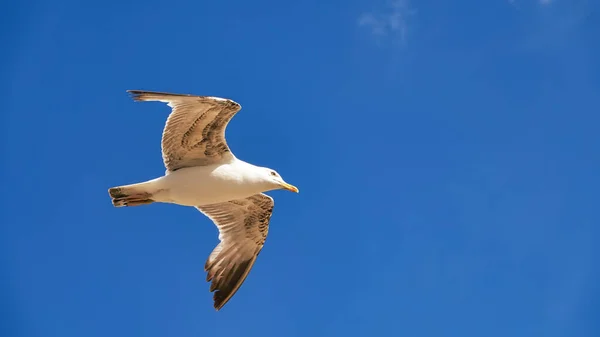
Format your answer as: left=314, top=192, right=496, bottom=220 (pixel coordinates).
left=2, top=0, right=599, bottom=336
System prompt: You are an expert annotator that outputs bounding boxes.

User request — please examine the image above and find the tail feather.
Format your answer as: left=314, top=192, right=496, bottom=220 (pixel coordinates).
left=108, top=182, right=155, bottom=207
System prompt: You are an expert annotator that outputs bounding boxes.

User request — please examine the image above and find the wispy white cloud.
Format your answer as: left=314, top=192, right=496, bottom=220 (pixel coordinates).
left=358, top=0, right=416, bottom=44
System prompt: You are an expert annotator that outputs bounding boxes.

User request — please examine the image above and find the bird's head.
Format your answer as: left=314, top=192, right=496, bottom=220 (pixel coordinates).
left=262, top=168, right=299, bottom=193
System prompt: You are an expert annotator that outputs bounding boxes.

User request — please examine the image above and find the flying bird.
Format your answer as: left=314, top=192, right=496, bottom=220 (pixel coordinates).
left=108, top=90, right=299, bottom=311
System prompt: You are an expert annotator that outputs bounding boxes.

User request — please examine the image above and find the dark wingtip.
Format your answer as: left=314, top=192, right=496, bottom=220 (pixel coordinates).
left=213, top=291, right=227, bottom=311
left=126, top=90, right=145, bottom=101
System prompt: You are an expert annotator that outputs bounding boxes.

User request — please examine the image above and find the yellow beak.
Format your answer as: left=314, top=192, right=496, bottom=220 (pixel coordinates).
left=280, top=182, right=299, bottom=193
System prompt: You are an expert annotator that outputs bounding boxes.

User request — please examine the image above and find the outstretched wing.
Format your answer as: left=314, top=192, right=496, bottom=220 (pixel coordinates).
left=196, top=193, right=274, bottom=310
left=128, top=90, right=241, bottom=171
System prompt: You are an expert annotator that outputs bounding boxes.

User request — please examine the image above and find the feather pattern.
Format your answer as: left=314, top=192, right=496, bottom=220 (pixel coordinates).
left=196, top=193, right=274, bottom=310
left=127, top=90, right=241, bottom=171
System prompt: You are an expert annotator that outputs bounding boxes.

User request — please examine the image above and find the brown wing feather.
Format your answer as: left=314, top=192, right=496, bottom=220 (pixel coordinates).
left=196, top=193, right=274, bottom=311
left=127, top=90, right=241, bottom=171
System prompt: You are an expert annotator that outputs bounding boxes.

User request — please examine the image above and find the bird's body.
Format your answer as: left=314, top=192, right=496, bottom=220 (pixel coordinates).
left=126, top=160, right=275, bottom=207
left=108, top=90, right=298, bottom=311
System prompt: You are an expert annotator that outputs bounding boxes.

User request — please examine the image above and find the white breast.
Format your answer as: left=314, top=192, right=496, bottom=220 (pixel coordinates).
left=150, top=162, right=265, bottom=206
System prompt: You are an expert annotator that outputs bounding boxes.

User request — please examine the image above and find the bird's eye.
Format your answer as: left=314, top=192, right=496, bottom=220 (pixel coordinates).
left=270, top=171, right=277, bottom=177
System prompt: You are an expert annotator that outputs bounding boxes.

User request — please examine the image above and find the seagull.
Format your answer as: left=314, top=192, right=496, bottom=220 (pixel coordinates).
left=108, top=90, right=299, bottom=311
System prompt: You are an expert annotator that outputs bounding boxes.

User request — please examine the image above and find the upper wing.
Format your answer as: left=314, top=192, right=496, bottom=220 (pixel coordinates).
left=128, top=90, right=242, bottom=172
left=196, top=193, right=274, bottom=311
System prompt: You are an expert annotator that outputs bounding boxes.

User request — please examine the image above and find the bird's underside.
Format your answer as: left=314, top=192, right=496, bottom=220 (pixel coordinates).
left=108, top=90, right=276, bottom=310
